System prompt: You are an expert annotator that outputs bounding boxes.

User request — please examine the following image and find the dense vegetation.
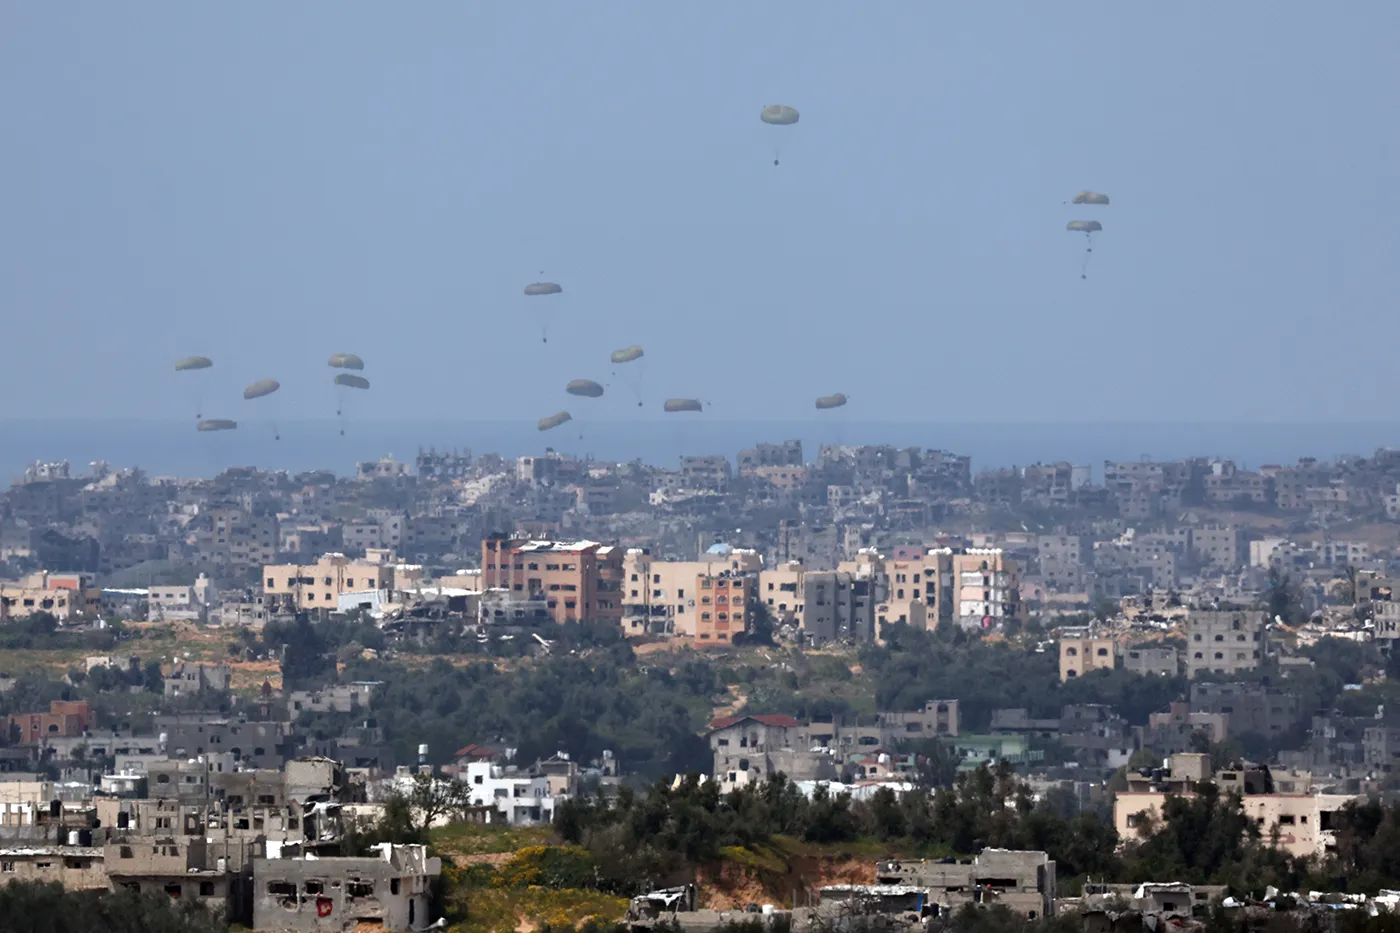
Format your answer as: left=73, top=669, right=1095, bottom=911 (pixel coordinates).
left=543, top=766, right=1400, bottom=897
left=0, top=880, right=224, bottom=933
left=328, top=647, right=720, bottom=776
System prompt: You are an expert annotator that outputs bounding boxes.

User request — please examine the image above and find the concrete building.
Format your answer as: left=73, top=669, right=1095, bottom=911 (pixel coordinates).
left=878, top=700, right=960, bottom=740
left=622, top=548, right=761, bottom=640
left=759, top=561, right=878, bottom=645
left=253, top=843, right=440, bottom=932
left=738, top=440, right=803, bottom=472
left=679, top=456, right=732, bottom=493
left=952, top=549, right=1023, bottom=628
left=163, top=661, right=232, bottom=698
left=0, top=845, right=106, bottom=890
left=0, top=572, right=102, bottom=622
left=287, top=683, right=381, bottom=721
left=1188, top=682, right=1303, bottom=739
left=1058, top=631, right=1117, bottom=681
left=480, top=537, right=623, bottom=626
left=706, top=714, right=804, bottom=790
left=1185, top=609, right=1267, bottom=678
left=147, top=575, right=216, bottom=622
left=874, top=850, right=1056, bottom=920
left=5, top=701, right=93, bottom=744
left=1190, top=525, right=1246, bottom=569
left=1124, top=645, right=1180, bottom=677
left=1114, top=755, right=1353, bottom=858
left=460, top=761, right=558, bottom=826
left=263, top=554, right=395, bottom=614
left=105, top=834, right=243, bottom=917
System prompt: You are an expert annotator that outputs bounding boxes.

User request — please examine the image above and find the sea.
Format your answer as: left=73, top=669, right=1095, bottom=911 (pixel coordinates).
left=3, top=419, right=1399, bottom=484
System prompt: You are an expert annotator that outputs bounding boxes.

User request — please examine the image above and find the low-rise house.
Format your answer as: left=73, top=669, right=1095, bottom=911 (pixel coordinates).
left=0, top=845, right=105, bottom=890
left=287, top=682, right=381, bottom=720
left=253, top=842, right=440, bottom=932
left=1113, top=754, right=1356, bottom=858
left=874, top=850, right=1056, bottom=920
left=460, top=761, right=558, bottom=826
left=163, top=661, right=232, bottom=697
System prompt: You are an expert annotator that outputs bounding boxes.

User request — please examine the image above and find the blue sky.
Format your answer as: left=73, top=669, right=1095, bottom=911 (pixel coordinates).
left=3, top=3, right=1397, bottom=423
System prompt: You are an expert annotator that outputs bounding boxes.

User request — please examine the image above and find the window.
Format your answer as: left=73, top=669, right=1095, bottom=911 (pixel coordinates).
left=200, top=881, right=216, bottom=897
left=1, top=862, right=12, bottom=873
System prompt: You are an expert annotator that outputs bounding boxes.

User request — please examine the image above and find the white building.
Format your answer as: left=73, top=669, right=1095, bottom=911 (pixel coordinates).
left=461, top=761, right=559, bottom=826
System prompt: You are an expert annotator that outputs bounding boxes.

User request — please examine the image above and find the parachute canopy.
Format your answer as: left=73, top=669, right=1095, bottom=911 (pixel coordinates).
left=760, top=105, right=800, bottom=126
left=1067, top=220, right=1103, bottom=233
left=815, top=393, right=848, bottom=410
left=664, top=398, right=703, bottom=413
left=538, top=411, right=572, bottom=432
left=242, top=379, right=280, bottom=400
left=175, top=356, right=213, bottom=372
left=1072, top=191, right=1110, bottom=206
left=524, top=282, right=562, bottom=297
left=610, top=345, right=644, bottom=365
left=335, top=374, right=370, bottom=390
left=328, top=353, right=365, bottom=370
left=197, top=419, right=237, bottom=432
left=566, top=379, right=604, bottom=398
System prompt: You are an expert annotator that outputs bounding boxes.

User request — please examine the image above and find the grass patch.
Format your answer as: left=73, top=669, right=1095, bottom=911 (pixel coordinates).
left=719, top=844, right=787, bottom=876
left=445, top=884, right=627, bottom=933
left=431, top=823, right=554, bottom=859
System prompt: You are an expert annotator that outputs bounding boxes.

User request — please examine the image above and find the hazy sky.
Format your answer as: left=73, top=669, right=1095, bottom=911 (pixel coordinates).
left=3, top=3, right=1398, bottom=423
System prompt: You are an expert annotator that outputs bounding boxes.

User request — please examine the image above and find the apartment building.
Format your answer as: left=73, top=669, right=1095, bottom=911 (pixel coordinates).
left=679, top=455, right=733, bottom=493
left=1058, top=631, right=1117, bottom=681
left=758, top=560, right=878, bottom=644
left=872, top=547, right=949, bottom=633
left=480, top=537, right=623, bottom=626
left=953, top=548, right=1023, bottom=628
left=263, top=553, right=396, bottom=614
left=621, top=548, right=761, bottom=639
left=1185, top=609, right=1267, bottom=679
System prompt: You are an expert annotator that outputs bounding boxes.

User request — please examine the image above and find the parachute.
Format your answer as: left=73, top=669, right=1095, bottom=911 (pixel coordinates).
left=566, top=379, right=604, bottom=399
left=760, top=105, right=800, bottom=166
left=175, top=357, right=214, bottom=419
left=197, top=419, right=237, bottom=432
left=538, top=411, right=572, bottom=432
left=610, top=346, right=646, bottom=407
left=333, top=373, right=370, bottom=435
left=328, top=353, right=365, bottom=370
left=242, top=379, right=280, bottom=400
left=1071, top=191, right=1110, bottom=206
left=664, top=398, right=703, bottom=413
left=1067, top=220, right=1104, bottom=279
left=760, top=105, right=799, bottom=126
left=815, top=393, right=848, bottom=410
left=243, top=379, right=282, bottom=441
left=524, top=282, right=563, bottom=343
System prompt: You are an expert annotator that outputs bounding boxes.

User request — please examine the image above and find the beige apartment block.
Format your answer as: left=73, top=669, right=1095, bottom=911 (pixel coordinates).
left=263, top=554, right=394, bottom=613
